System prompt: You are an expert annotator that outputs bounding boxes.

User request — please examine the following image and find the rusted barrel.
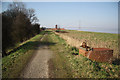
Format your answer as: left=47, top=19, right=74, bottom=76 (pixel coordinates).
left=79, top=48, right=113, bottom=63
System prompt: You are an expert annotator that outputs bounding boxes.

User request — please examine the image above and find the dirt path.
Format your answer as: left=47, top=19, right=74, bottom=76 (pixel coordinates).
left=20, top=34, right=53, bottom=78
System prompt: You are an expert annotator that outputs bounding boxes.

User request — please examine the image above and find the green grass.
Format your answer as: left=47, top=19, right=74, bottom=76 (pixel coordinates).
left=61, top=30, right=119, bottom=59
left=2, top=30, right=119, bottom=78
left=47, top=32, right=74, bottom=78
left=46, top=31, right=120, bottom=78
left=2, top=31, right=45, bottom=78
left=6, top=31, right=46, bottom=53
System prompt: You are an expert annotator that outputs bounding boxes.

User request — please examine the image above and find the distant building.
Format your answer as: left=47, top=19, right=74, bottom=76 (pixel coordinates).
left=50, top=24, right=65, bottom=30
left=55, top=25, right=57, bottom=29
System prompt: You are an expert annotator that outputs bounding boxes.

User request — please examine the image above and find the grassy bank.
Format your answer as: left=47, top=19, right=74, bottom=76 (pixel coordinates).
left=2, top=31, right=45, bottom=78
left=2, top=30, right=119, bottom=78
left=46, top=31, right=119, bottom=78
left=58, top=30, right=119, bottom=59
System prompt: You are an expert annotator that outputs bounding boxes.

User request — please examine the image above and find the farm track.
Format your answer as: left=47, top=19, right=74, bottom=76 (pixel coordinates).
left=20, top=34, right=53, bottom=78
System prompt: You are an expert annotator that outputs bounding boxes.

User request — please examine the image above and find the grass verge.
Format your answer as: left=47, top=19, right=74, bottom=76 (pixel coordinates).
left=2, top=31, right=45, bottom=78
left=46, top=31, right=120, bottom=78
left=61, top=30, right=119, bottom=58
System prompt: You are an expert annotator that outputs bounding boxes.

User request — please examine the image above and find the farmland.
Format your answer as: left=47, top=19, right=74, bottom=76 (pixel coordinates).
left=47, top=30, right=120, bottom=78
left=57, top=30, right=119, bottom=59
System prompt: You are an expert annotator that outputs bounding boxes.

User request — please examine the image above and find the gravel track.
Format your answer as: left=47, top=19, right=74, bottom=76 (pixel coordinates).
left=20, top=34, right=53, bottom=78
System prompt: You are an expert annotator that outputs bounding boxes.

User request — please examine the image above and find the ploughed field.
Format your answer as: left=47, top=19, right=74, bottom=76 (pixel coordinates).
left=60, top=30, right=119, bottom=59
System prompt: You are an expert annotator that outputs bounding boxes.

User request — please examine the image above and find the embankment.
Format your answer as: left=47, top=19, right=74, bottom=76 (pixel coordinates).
left=55, top=32, right=81, bottom=48
left=54, top=30, right=119, bottom=59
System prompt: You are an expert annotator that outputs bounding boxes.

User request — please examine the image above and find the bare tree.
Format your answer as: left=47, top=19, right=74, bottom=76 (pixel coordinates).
left=27, top=9, right=39, bottom=24
left=2, top=2, right=40, bottom=57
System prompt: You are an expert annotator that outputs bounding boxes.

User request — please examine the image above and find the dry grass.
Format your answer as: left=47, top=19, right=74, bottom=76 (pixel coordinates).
left=61, top=30, right=119, bottom=59
left=48, top=30, right=120, bottom=78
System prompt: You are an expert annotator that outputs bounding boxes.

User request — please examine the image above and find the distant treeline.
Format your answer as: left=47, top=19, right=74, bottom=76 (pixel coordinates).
left=2, top=2, right=40, bottom=57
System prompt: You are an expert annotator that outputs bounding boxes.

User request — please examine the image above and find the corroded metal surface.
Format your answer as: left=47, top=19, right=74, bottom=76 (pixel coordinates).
left=79, top=48, right=88, bottom=56
left=79, top=48, right=113, bottom=63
